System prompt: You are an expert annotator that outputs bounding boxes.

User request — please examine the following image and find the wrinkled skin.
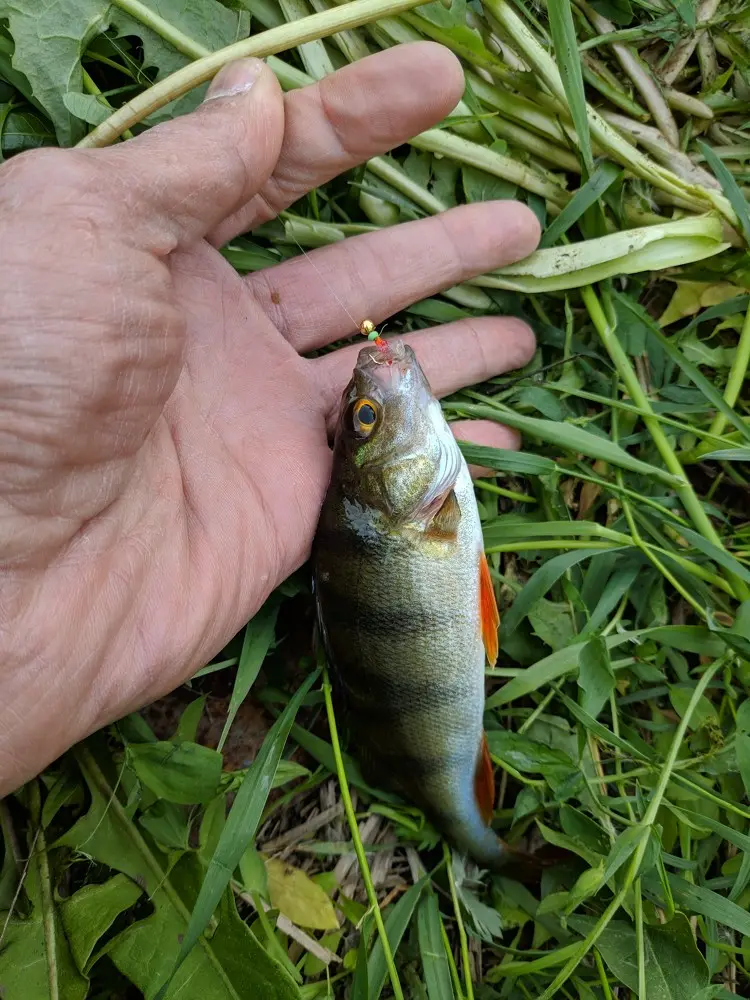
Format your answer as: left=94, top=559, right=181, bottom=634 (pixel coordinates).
left=0, top=44, right=539, bottom=796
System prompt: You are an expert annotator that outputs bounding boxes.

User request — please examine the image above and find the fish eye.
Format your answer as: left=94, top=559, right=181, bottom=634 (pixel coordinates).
left=353, top=398, right=378, bottom=436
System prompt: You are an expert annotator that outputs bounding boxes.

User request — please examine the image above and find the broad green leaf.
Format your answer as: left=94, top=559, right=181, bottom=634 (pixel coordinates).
left=536, top=821, right=601, bottom=866
left=265, top=857, right=339, bottom=931
left=110, top=0, right=244, bottom=122
left=487, top=730, right=576, bottom=776
left=560, top=805, right=611, bottom=857
left=127, top=740, right=223, bottom=804
left=577, top=636, right=615, bottom=719
left=474, top=216, right=728, bottom=293
left=59, top=874, right=142, bottom=973
left=56, top=746, right=162, bottom=891
left=462, top=163, right=517, bottom=203
left=570, top=913, right=709, bottom=999
left=1, top=105, right=55, bottom=156
left=139, top=800, right=191, bottom=852
left=106, top=854, right=299, bottom=1000
left=0, top=0, right=109, bottom=145
left=157, top=670, right=318, bottom=999
left=57, top=746, right=297, bottom=998
left=668, top=687, right=718, bottom=731
left=540, top=162, right=622, bottom=247
left=62, top=90, right=109, bottom=125
left=218, top=596, right=280, bottom=751
left=546, top=0, right=592, bottom=174
left=417, top=892, right=454, bottom=1000
left=529, top=598, right=576, bottom=651
left=454, top=404, right=685, bottom=486
left=0, top=813, right=87, bottom=1000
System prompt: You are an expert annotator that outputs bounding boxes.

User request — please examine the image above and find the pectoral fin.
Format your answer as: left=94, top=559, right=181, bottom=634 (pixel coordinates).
left=474, top=732, right=495, bottom=826
left=479, top=551, right=500, bottom=666
left=426, top=489, right=461, bottom=539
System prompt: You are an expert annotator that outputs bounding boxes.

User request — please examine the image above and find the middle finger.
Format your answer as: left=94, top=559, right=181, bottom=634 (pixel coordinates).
left=249, top=200, right=540, bottom=351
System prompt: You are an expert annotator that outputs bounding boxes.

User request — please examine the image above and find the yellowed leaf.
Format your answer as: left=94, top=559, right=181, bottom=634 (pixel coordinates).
left=658, top=281, right=746, bottom=327
left=265, top=858, right=339, bottom=931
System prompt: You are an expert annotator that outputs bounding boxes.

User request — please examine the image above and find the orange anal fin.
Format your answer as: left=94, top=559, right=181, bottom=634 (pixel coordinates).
left=480, top=551, right=500, bottom=667
left=474, top=732, right=495, bottom=826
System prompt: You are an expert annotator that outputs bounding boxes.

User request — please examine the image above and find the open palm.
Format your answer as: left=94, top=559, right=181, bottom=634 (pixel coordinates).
left=0, top=44, right=539, bottom=794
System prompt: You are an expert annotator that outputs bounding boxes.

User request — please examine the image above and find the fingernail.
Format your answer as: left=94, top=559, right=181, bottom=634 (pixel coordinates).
left=205, top=58, right=264, bottom=101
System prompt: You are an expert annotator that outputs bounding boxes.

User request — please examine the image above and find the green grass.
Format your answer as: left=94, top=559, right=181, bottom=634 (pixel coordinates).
left=2, top=1, right=750, bottom=998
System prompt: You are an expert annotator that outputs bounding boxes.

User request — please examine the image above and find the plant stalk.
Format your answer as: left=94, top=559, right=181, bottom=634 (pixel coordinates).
left=78, top=0, right=428, bottom=146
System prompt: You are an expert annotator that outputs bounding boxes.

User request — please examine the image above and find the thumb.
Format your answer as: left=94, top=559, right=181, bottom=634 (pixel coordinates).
left=93, top=58, right=284, bottom=251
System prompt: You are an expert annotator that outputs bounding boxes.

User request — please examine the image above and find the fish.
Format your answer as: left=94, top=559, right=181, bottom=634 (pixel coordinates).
left=312, top=337, right=508, bottom=870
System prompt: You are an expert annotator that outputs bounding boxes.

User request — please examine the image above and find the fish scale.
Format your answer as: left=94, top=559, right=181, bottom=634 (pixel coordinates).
left=314, top=339, right=507, bottom=869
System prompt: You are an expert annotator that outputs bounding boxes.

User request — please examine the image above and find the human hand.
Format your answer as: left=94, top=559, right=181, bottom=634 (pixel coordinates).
left=0, top=43, right=539, bottom=795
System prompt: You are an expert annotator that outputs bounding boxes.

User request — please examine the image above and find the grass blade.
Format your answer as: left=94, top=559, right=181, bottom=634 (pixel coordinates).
left=488, top=625, right=724, bottom=707
left=156, top=669, right=319, bottom=999
left=455, top=441, right=557, bottom=477
left=451, top=404, right=686, bottom=486
left=546, top=0, right=593, bottom=174
left=501, top=547, right=624, bottom=637
left=539, top=162, right=622, bottom=248
left=698, top=139, right=750, bottom=245
left=417, top=892, right=454, bottom=1000
left=644, top=873, right=750, bottom=938
left=218, top=597, right=280, bottom=752
left=642, top=323, right=750, bottom=446
left=368, top=876, right=428, bottom=999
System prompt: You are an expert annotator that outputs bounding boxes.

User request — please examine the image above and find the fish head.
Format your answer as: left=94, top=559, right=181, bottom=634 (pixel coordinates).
left=332, top=340, right=462, bottom=523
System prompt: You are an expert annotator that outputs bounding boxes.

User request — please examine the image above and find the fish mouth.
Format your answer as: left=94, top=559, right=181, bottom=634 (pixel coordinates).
left=355, top=340, right=413, bottom=388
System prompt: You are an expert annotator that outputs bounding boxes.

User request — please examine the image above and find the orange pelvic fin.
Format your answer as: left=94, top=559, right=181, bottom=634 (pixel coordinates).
left=479, top=551, right=500, bottom=667
left=474, top=732, right=495, bottom=826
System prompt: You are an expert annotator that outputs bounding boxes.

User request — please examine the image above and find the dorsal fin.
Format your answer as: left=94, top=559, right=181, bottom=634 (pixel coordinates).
left=474, top=732, right=495, bottom=826
left=479, top=551, right=500, bottom=666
